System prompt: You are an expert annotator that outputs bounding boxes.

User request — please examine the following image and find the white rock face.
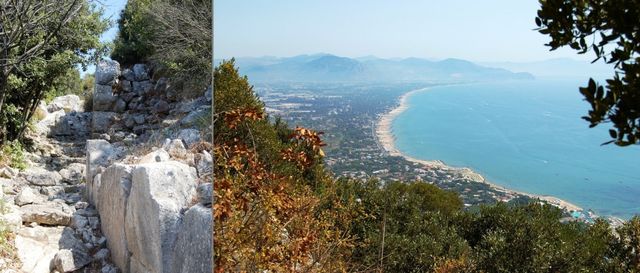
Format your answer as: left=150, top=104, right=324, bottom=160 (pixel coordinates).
left=19, top=202, right=74, bottom=226
left=20, top=167, right=62, bottom=186
left=14, top=187, right=40, bottom=206
left=0, top=203, right=22, bottom=232
left=59, top=163, right=86, bottom=184
left=47, top=95, right=82, bottom=113
left=95, top=60, right=120, bottom=85
left=85, top=139, right=120, bottom=205
left=15, top=226, right=64, bottom=273
left=138, top=149, right=171, bottom=164
left=34, top=109, right=65, bottom=137
left=170, top=204, right=212, bottom=273
left=177, top=128, right=201, bottom=148
left=97, top=164, right=134, bottom=272
left=124, top=161, right=197, bottom=273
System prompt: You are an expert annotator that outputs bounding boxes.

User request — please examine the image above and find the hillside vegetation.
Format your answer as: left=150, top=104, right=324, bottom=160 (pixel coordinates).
left=214, top=59, right=640, bottom=272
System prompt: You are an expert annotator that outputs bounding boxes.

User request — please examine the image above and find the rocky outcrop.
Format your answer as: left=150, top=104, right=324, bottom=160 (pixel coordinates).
left=85, top=139, right=123, bottom=207
left=19, top=202, right=74, bottom=226
left=90, top=150, right=210, bottom=273
left=170, top=204, right=212, bottom=273
left=125, top=162, right=197, bottom=273
left=1, top=58, right=211, bottom=273
left=47, top=95, right=82, bottom=113
left=96, top=164, right=133, bottom=271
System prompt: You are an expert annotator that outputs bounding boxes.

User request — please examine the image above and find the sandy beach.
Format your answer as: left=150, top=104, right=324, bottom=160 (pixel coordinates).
left=375, top=88, right=584, bottom=213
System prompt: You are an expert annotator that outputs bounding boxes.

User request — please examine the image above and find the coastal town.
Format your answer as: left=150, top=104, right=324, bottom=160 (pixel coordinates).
left=254, top=82, right=623, bottom=226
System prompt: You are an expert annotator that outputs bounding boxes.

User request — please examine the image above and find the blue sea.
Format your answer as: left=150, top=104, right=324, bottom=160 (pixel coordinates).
left=392, top=79, right=640, bottom=219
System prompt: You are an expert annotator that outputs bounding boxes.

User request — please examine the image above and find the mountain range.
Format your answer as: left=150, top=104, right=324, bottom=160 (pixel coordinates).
left=215, top=54, right=535, bottom=83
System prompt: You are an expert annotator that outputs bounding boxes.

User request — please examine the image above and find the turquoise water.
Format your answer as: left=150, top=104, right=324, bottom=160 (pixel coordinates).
left=392, top=79, right=640, bottom=219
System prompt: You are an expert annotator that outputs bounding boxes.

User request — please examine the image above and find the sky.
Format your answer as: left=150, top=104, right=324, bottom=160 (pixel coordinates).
left=80, top=0, right=126, bottom=75
left=99, top=0, right=128, bottom=43
left=215, top=1, right=589, bottom=62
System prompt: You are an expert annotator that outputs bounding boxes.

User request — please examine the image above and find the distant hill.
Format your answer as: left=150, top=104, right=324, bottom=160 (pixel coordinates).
left=214, top=54, right=535, bottom=83
left=481, top=58, right=612, bottom=79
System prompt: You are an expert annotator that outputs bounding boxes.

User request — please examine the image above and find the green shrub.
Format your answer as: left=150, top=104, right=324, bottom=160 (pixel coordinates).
left=0, top=141, right=27, bottom=170
left=44, top=68, right=83, bottom=102
left=111, top=0, right=155, bottom=65
left=81, top=74, right=95, bottom=112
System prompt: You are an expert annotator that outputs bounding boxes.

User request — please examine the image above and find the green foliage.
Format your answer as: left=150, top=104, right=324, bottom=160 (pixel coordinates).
left=335, top=178, right=640, bottom=272
left=536, top=0, right=640, bottom=146
left=610, top=217, right=640, bottom=271
left=0, top=1, right=109, bottom=143
left=112, top=0, right=211, bottom=95
left=0, top=140, right=27, bottom=171
left=81, top=74, right=95, bottom=112
left=146, top=0, right=212, bottom=96
left=340, top=179, right=468, bottom=272
left=111, top=0, right=155, bottom=65
left=43, top=68, right=83, bottom=102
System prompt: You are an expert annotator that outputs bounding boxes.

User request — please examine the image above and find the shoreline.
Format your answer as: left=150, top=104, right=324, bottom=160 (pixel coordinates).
left=375, top=87, right=585, bottom=213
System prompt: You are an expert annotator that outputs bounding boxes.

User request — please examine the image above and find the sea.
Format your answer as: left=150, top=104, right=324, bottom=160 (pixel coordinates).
left=392, top=79, right=640, bottom=219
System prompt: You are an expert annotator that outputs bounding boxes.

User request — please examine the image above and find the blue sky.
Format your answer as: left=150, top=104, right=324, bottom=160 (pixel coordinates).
left=80, top=0, right=126, bottom=75
left=99, top=0, right=128, bottom=43
left=215, top=1, right=588, bottom=62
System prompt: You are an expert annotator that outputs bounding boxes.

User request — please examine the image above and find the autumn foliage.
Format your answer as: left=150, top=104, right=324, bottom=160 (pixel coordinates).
left=213, top=60, right=358, bottom=272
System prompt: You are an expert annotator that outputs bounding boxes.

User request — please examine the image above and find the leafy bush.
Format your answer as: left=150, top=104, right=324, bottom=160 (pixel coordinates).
left=0, top=141, right=27, bottom=170
left=110, top=0, right=155, bottom=65
left=81, top=74, right=95, bottom=112
left=43, top=68, right=83, bottom=102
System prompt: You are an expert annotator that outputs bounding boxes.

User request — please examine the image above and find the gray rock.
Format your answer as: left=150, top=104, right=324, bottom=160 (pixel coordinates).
left=0, top=203, right=22, bottom=232
left=52, top=248, right=91, bottom=272
left=133, top=114, right=146, bottom=124
left=166, top=139, right=187, bottom=159
left=125, top=161, right=197, bottom=273
left=93, top=85, right=116, bottom=112
left=91, top=112, right=117, bottom=134
left=15, top=187, right=39, bottom=206
left=196, top=151, right=212, bottom=178
left=97, top=164, right=133, bottom=272
left=121, top=80, right=133, bottom=93
left=113, top=98, right=127, bottom=113
left=177, top=129, right=201, bottom=148
left=132, top=80, right=152, bottom=95
left=132, top=64, right=150, bottom=81
left=95, top=60, right=120, bottom=85
left=124, top=117, right=135, bottom=129
left=101, top=264, right=118, bottom=273
left=153, top=100, right=170, bottom=114
left=85, top=139, right=121, bottom=205
left=122, top=68, right=135, bottom=82
left=49, top=112, right=92, bottom=139
left=47, top=95, right=82, bottom=113
left=94, top=248, right=110, bottom=261
left=40, top=186, right=65, bottom=197
left=154, top=77, right=169, bottom=96
left=54, top=227, right=92, bottom=272
left=170, top=204, right=212, bottom=273
left=132, top=125, right=149, bottom=135
left=121, top=92, right=135, bottom=103
left=196, top=183, right=212, bottom=206
left=72, top=215, right=88, bottom=229
left=19, top=203, right=73, bottom=226
left=0, top=166, right=18, bottom=179
left=180, top=105, right=211, bottom=128
left=34, top=109, right=66, bottom=137
left=21, top=167, right=62, bottom=186
left=139, top=149, right=171, bottom=164
left=59, top=163, right=85, bottom=184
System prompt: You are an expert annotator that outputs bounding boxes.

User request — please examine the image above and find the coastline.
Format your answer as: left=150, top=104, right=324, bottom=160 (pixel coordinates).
left=375, top=87, right=584, bottom=213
